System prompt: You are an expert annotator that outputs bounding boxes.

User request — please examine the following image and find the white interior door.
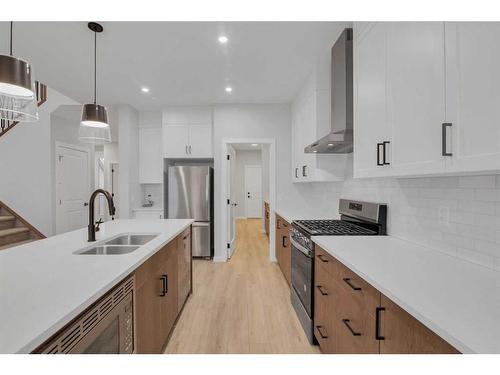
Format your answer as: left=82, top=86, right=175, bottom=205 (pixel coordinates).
left=56, top=143, right=90, bottom=234
left=226, top=146, right=237, bottom=258
left=244, top=165, right=262, bottom=218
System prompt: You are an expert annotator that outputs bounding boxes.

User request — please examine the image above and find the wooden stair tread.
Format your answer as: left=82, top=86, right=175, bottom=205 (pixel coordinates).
left=0, top=227, right=30, bottom=237
left=0, top=215, right=16, bottom=222
left=0, top=239, right=35, bottom=251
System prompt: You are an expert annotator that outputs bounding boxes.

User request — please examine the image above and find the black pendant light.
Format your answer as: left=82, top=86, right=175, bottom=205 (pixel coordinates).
left=0, top=21, right=38, bottom=122
left=79, top=22, right=111, bottom=143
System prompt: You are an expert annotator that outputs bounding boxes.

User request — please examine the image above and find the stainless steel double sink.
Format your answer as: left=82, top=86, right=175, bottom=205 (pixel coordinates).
left=75, top=234, right=158, bottom=255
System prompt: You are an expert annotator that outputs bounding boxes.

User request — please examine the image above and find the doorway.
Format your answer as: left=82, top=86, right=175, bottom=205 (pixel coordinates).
left=55, top=142, right=91, bottom=234
left=222, top=139, right=275, bottom=262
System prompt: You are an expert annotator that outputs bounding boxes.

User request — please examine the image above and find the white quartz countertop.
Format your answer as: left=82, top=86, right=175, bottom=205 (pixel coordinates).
left=0, top=219, right=193, bottom=354
left=312, top=235, right=500, bottom=354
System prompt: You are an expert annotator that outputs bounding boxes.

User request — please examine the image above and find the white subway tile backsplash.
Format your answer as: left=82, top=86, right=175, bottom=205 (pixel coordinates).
left=459, top=175, right=496, bottom=189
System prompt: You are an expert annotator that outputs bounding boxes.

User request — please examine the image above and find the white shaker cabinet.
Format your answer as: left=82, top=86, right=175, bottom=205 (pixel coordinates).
left=445, top=22, right=500, bottom=173
left=353, top=23, right=392, bottom=178
left=139, top=127, right=163, bottom=184
left=162, top=106, right=213, bottom=158
left=387, top=22, right=447, bottom=176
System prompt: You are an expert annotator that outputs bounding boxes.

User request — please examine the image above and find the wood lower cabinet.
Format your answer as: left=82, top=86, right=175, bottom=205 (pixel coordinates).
left=379, top=295, right=459, bottom=354
left=135, top=227, right=191, bottom=354
left=177, top=227, right=192, bottom=313
left=275, top=214, right=291, bottom=286
left=313, top=245, right=459, bottom=354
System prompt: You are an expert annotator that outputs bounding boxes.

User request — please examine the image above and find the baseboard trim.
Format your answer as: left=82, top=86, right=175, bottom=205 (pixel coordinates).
left=213, top=256, right=227, bottom=263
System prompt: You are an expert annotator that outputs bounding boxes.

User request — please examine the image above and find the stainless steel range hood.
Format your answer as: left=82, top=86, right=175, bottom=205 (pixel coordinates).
left=305, top=28, right=353, bottom=154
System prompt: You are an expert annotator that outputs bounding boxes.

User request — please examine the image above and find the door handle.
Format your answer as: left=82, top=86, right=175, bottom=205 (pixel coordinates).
left=377, top=143, right=383, bottom=166
left=160, top=275, right=168, bottom=296
left=316, top=325, right=328, bottom=339
left=383, top=141, right=390, bottom=165
left=342, top=319, right=361, bottom=336
left=343, top=277, right=362, bottom=291
left=442, top=123, right=453, bottom=156
left=375, top=307, right=385, bottom=340
left=317, top=285, right=328, bottom=295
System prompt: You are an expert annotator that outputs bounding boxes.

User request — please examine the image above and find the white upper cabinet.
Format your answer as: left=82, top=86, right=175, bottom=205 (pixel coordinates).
left=291, top=69, right=347, bottom=183
left=353, top=23, right=391, bottom=178
left=162, top=106, right=213, bottom=158
left=353, top=22, right=500, bottom=178
left=139, top=127, right=163, bottom=183
left=445, top=22, right=500, bottom=173
left=387, top=22, right=447, bottom=176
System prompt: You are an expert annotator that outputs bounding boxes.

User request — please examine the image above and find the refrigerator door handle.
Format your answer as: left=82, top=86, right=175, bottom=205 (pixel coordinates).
left=206, top=173, right=209, bottom=202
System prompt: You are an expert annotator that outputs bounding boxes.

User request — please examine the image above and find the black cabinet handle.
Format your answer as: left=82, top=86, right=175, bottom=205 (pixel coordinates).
left=317, top=254, right=329, bottom=263
left=160, top=275, right=168, bottom=296
left=276, top=219, right=281, bottom=230
left=377, top=143, right=383, bottom=166
left=376, top=307, right=385, bottom=340
left=383, top=141, right=390, bottom=165
left=442, top=123, right=453, bottom=156
left=295, top=167, right=299, bottom=178
left=317, top=285, right=328, bottom=295
left=282, top=235, right=288, bottom=248
left=316, top=325, right=328, bottom=339
left=302, top=165, right=307, bottom=177
left=342, top=319, right=361, bottom=336
left=343, top=277, right=362, bottom=291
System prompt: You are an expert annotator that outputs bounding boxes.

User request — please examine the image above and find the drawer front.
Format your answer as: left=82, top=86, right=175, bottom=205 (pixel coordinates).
left=335, top=260, right=379, bottom=314
left=314, top=263, right=338, bottom=353
left=335, top=280, right=379, bottom=354
left=315, top=246, right=337, bottom=278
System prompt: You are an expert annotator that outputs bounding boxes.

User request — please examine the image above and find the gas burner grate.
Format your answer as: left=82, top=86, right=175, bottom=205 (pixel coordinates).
left=294, top=220, right=376, bottom=236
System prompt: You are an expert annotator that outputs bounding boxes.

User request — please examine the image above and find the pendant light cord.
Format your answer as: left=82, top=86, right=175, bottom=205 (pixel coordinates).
left=94, top=30, right=97, bottom=105
left=9, top=21, right=13, bottom=56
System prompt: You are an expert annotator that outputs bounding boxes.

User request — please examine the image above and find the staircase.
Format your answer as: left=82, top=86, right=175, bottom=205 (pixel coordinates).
left=0, top=201, right=45, bottom=251
left=0, top=81, right=47, bottom=138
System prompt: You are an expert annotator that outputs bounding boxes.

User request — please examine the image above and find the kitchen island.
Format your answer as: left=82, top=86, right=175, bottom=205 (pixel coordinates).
left=0, top=219, right=193, bottom=354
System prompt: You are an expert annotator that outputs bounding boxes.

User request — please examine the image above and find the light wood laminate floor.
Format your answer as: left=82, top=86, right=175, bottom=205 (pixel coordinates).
left=165, top=218, right=319, bottom=354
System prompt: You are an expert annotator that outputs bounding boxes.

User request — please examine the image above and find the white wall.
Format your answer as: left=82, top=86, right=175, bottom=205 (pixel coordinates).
left=0, top=87, right=78, bottom=235
left=117, top=105, right=141, bottom=219
left=233, top=149, right=262, bottom=218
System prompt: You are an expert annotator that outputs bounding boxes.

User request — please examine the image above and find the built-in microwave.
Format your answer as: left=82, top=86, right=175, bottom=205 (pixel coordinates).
left=36, top=276, right=135, bottom=354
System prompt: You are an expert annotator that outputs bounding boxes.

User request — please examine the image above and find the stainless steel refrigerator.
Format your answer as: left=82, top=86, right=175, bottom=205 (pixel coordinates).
left=166, top=166, right=214, bottom=258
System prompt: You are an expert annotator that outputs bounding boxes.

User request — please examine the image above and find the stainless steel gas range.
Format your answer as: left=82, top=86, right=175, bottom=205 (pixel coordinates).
left=290, top=199, right=387, bottom=344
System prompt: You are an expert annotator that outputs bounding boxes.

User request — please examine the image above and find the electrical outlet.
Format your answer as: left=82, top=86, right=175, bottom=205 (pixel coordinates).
left=438, top=207, right=450, bottom=225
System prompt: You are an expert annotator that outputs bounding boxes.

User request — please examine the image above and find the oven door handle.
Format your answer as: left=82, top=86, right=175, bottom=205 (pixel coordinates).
left=290, top=237, right=313, bottom=258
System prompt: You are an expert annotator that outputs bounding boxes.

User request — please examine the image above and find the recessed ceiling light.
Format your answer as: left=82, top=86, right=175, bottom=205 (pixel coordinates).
left=313, top=150, right=318, bottom=153
left=218, top=35, right=228, bottom=44
left=251, top=143, right=259, bottom=147
left=328, top=143, right=334, bottom=146
left=225, top=86, right=233, bottom=93
left=141, top=87, right=150, bottom=93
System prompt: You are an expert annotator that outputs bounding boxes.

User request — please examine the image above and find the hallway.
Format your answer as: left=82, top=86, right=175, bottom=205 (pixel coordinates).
left=165, top=219, right=319, bottom=354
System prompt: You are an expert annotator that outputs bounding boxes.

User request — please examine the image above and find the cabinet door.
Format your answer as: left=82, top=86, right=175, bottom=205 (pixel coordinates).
left=379, top=294, right=459, bottom=354
left=177, top=228, right=191, bottom=312
left=135, top=257, right=164, bottom=353
left=139, top=128, right=162, bottom=183
left=281, top=222, right=291, bottom=286
left=314, top=262, right=337, bottom=353
left=159, top=243, right=178, bottom=345
left=189, top=125, right=212, bottom=157
left=163, top=124, right=189, bottom=157
left=445, top=22, right=500, bottom=173
left=387, top=22, right=447, bottom=176
left=353, top=22, right=392, bottom=178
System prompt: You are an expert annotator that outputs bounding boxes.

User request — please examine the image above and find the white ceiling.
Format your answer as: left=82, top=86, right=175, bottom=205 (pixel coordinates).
left=0, top=22, right=348, bottom=111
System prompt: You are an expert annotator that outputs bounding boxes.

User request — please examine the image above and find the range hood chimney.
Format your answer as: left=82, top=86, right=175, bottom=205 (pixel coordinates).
left=305, top=28, right=353, bottom=154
